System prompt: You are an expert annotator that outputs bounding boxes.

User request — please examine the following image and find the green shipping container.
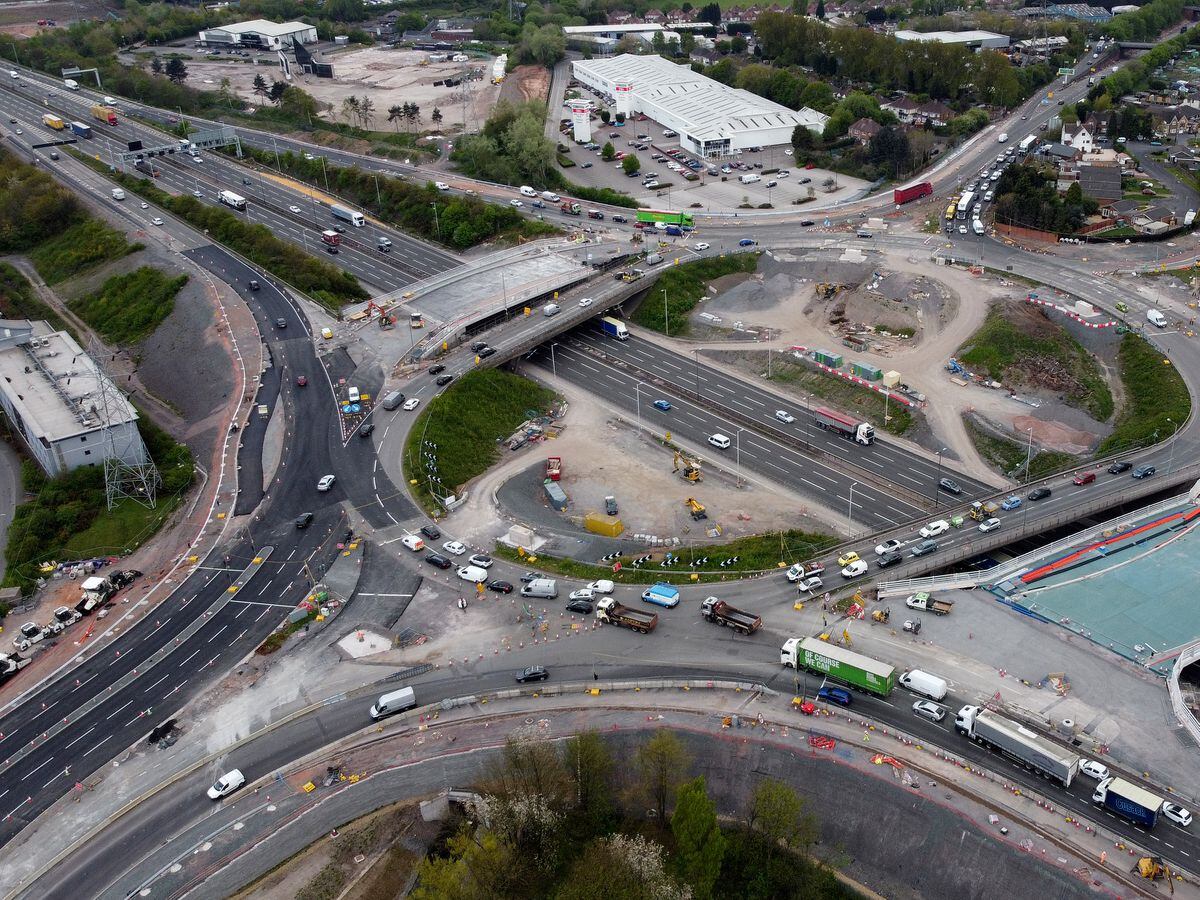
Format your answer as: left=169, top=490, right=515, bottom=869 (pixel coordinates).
left=798, top=637, right=895, bottom=696
left=812, top=349, right=843, bottom=368
left=851, top=361, right=882, bottom=381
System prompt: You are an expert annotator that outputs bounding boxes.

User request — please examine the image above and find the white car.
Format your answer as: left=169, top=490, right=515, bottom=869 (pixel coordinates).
left=569, top=588, right=597, bottom=601
left=579, top=297, right=594, bottom=307
left=191, top=154, right=202, bottom=163
left=468, top=554, right=493, bottom=569
left=435, top=181, right=450, bottom=191
left=303, top=152, right=316, bottom=160
left=317, top=474, right=336, bottom=492
left=207, top=769, right=246, bottom=800
left=912, top=700, right=946, bottom=723
left=402, top=397, right=420, bottom=411
left=978, top=518, right=1001, bottom=533
left=1079, top=759, right=1109, bottom=780
left=289, top=205, right=301, bottom=213
left=510, top=199, right=523, bottom=207
left=587, top=579, right=615, bottom=594
left=151, top=217, right=164, bottom=226
left=841, top=560, right=868, bottom=579
left=193, top=190, right=203, bottom=198
left=694, top=242, right=710, bottom=251
left=783, top=148, right=793, bottom=156
left=874, top=539, right=902, bottom=556
left=920, top=520, right=950, bottom=538
left=785, top=563, right=806, bottom=583
left=797, top=575, right=823, bottom=592
left=442, top=540, right=467, bottom=556
left=140, top=202, right=149, bottom=209
left=958, top=224, right=968, bottom=235
left=1163, top=802, right=1193, bottom=827
left=774, top=410, right=795, bottom=424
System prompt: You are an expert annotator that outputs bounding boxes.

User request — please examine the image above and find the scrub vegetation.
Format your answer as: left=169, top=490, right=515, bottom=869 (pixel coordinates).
left=632, top=253, right=760, bottom=335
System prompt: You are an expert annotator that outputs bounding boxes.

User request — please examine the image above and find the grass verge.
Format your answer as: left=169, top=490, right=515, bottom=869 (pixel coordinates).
left=1097, top=333, right=1191, bottom=455
left=403, top=370, right=558, bottom=516
left=0, top=263, right=75, bottom=338
left=492, top=526, right=836, bottom=585
left=958, top=308, right=1113, bottom=421
left=566, top=182, right=640, bottom=209
left=29, top=218, right=142, bottom=285
left=631, top=253, right=760, bottom=335
left=963, top=417, right=1079, bottom=480
left=73, top=266, right=187, bottom=344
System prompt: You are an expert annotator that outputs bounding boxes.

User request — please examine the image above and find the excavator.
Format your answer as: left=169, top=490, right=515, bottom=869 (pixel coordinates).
left=684, top=497, right=707, bottom=520
left=815, top=282, right=843, bottom=300
left=672, top=450, right=702, bottom=482
left=1133, top=856, right=1173, bottom=891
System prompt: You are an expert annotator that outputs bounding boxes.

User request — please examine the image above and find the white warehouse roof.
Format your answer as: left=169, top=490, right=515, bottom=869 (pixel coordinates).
left=210, top=19, right=314, bottom=37
left=894, top=29, right=1010, bottom=48
left=571, top=54, right=828, bottom=153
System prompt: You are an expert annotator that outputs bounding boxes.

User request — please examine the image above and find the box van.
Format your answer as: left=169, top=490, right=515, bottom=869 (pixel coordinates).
left=708, top=433, right=731, bottom=450
left=899, top=669, right=948, bottom=701
left=457, top=565, right=489, bottom=583
left=644, top=253, right=663, bottom=265
left=1147, top=309, right=1167, bottom=327
left=111, top=188, right=125, bottom=201
left=520, top=578, right=558, bottom=599
left=543, top=303, right=561, bottom=317
left=369, top=686, right=417, bottom=720
left=739, top=173, right=762, bottom=185
left=519, top=185, right=537, bottom=197
left=347, top=385, right=361, bottom=402
left=382, top=390, right=405, bottom=410
left=400, top=533, right=425, bottom=552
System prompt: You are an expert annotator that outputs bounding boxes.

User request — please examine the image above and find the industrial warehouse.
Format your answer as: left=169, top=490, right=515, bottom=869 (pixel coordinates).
left=570, top=54, right=829, bottom=157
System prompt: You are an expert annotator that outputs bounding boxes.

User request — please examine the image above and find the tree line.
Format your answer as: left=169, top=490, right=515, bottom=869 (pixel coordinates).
left=411, top=729, right=856, bottom=900
left=1102, top=0, right=1185, bottom=42
left=992, top=165, right=1093, bottom=234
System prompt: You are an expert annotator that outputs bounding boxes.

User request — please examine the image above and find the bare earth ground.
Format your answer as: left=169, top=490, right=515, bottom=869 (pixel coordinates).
left=185, top=48, right=502, bottom=134
left=498, top=64, right=551, bottom=106
left=0, top=0, right=108, bottom=33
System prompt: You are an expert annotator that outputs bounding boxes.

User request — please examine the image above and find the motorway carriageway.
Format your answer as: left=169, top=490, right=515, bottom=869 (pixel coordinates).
left=0, top=83, right=460, bottom=291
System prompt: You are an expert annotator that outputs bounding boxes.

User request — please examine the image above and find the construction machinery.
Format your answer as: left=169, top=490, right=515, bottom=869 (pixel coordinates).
left=685, top=497, right=707, bottom=520
left=672, top=450, right=702, bottom=482
left=816, top=282, right=843, bottom=300
left=968, top=500, right=999, bottom=521
left=1133, top=857, right=1172, bottom=888
left=871, top=607, right=890, bottom=623
left=365, top=300, right=396, bottom=329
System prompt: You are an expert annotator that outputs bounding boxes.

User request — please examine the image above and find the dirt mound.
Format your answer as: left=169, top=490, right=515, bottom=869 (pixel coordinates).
left=500, top=65, right=551, bottom=104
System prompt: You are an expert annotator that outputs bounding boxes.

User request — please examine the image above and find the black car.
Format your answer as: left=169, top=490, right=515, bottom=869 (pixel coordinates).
left=420, top=523, right=442, bottom=540
left=478, top=346, right=496, bottom=359
left=876, top=551, right=903, bottom=569
left=1028, top=487, right=1052, bottom=501
left=325, top=245, right=339, bottom=254
left=248, top=280, right=260, bottom=291
left=110, top=569, right=142, bottom=588
left=489, top=580, right=515, bottom=594
left=612, top=214, right=628, bottom=223
left=1108, top=461, right=1133, bottom=474
left=938, top=478, right=962, bottom=495
left=800, top=220, right=815, bottom=227
left=469, top=341, right=488, bottom=353
left=359, top=422, right=375, bottom=438
left=428, top=364, right=446, bottom=376
left=520, top=571, right=539, bottom=583
left=425, top=553, right=452, bottom=570
left=516, top=665, right=549, bottom=683
left=436, top=374, right=454, bottom=386
left=275, top=317, right=286, bottom=328
left=1132, top=465, right=1156, bottom=479
left=295, top=512, right=314, bottom=529
left=566, top=599, right=593, bottom=614
left=333, top=225, right=346, bottom=233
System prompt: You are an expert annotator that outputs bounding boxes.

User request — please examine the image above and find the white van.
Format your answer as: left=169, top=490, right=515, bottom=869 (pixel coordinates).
left=111, top=188, right=125, bottom=201
left=519, top=185, right=538, bottom=197
left=369, top=686, right=417, bottom=720
left=63, top=78, right=79, bottom=90
left=644, top=253, right=663, bottom=265
left=1147, top=309, right=1167, bottom=328
left=708, top=433, right=731, bottom=450
left=400, top=533, right=425, bottom=552
left=520, top=578, right=558, bottom=599
left=739, top=173, right=762, bottom=185
left=540, top=190, right=560, bottom=202
left=347, top=385, right=361, bottom=402
left=997, top=133, right=1009, bottom=143
left=899, top=669, right=948, bottom=702
left=972, top=219, right=985, bottom=235
left=543, top=303, right=561, bottom=317
left=457, top=565, right=489, bottom=583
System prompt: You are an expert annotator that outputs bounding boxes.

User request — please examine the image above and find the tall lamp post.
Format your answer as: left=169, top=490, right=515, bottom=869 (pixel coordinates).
left=550, top=342, right=559, bottom=378
left=635, top=380, right=648, bottom=435
left=1023, top=427, right=1034, bottom=484
left=846, top=482, right=858, bottom=536
left=735, top=426, right=745, bottom=487
left=933, top=447, right=946, bottom=508
left=1167, top=417, right=1181, bottom=474
left=663, top=288, right=669, bottom=336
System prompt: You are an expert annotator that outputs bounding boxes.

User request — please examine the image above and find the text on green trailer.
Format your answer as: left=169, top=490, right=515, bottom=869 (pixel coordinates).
left=780, top=637, right=895, bottom=697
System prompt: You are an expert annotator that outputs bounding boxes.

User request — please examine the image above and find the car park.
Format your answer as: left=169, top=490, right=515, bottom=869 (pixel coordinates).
left=837, top=551, right=860, bottom=567
left=1001, top=495, right=1022, bottom=510
left=1132, top=465, right=1156, bottom=479
left=1028, top=487, right=1052, bottom=501
left=978, top=517, right=1001, bottom=533
left=1079, top=759, right=1110, bottom=780
left=1108, top=461, right=1132, bottom=474
left=1163, top=802, right=1193, bottom=827
left=797, top=575, right=824, bottom=592
left=489, top=580, right=514, bottom=594
left=516, top=665, right=549, bottom=683
left=841, top=559, right=869, bottom=578
left=207, top=769, right=246, bottom=800
left=425, top=553, right=452, bottom=569
left=317, top=474, right=336, bottom=492
left=442, top=540, right=467, bottom=556
left=402, top=398, right=420, bottom=411
left=912, top=700, right=946, bottom=723
left=920, top=520, right=949, bottom=538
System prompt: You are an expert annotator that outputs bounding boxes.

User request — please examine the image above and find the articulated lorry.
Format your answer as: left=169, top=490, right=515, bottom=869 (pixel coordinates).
left=1092, top=777, right=1162, bottom=829
left=595, top=597, right=658, bottom=633
left=331, top=204, right=365, bottom=227
left=812, top=407, right=875, bottom=445
left=90, top=104, right=117, bottom=126
left=780, top=637, right=895, bottom=697
left=700, top=597, right=761, bottom=634
left=600, top=317, right=629, bottom=340
left=69, top=121, right=92, bottom=138
left=893, top=182, right=932, bottom=205
left=955, top=705, right=1080, bottom=787
left=41, top=113, right=64, bottom=130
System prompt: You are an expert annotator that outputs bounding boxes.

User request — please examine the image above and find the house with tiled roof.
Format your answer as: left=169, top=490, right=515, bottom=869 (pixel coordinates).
left=849, top=117, right=882, bottom=144
left=881, top=96, right=920, bottom=122
left=1061, top=119, right=1096, bottom=152
left=915, top=100, right=954, bottom=126
left=607, top=9, right=634, bottom=23
left=643, top=8, right=664, bottom=23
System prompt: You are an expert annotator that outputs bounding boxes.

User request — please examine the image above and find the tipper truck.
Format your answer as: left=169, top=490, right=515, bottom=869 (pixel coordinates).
left=812, top=407, right=875, bottom=445
left=700, top=597, right=761, bottom=634
left=905, top=592, right=954, bottom=615
left=955, top=705, right=1080, bottom=787
left=600, top=316, right=629, bottom=340
left=781, top=637, right=895, bottom=697
left=560, top=202, right=582, bottom=215
left=1092, top=777, right=1162, bottom=829
left=893, top=182, right=932, bottom=205
left=90, top=104, right=117, bottom=126
left=69, top=121, right=92, bottom=139
left=595, top=597, right=658, bottom=633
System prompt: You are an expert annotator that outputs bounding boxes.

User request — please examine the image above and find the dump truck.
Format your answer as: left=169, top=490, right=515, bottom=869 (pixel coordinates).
left=954, top=705, right=1080, bottom=787
left=812, top=407, right=875, bottom=445
left=41, top=113, right=64, bottom=130
left=560, top=202, right=582, bottom=215
left=69, top=121, right=92, bottom=139
left=700, top=597, right=761, bottom=634
left=968, top=500, right=999, bottom=521
left=905, top=592, right=953, bottom=615
left=595, top=597, right=658, bottom=633
left=1093, top=777, right=1162, bottom=829
left=893, top=182, right=932, bottom=205
left=90, top=104, right=117, bottom=126
left=780, top=637, right=895, bottom=697
left=545, top=456, right=562, bottom=482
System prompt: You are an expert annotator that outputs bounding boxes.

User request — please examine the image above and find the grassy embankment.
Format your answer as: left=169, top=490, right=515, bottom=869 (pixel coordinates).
left=74, top=267, right=188, bottom=343
left=631, top=253, right=760, bottom=335
left=402, top=369, right=558, bottom=516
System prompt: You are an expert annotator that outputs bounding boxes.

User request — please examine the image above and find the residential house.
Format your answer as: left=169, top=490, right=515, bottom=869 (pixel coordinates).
left=689, top=47, right=720, bottom=65
left=607, top=9, right=634, bottom=23
left=915, top=100, right=954, bottom=127
left=881, top=96, right=920, bottom=123
left=1045, top=144, right=1082, bottom=163
left=643, top=8, right=664, bottom=23
left=1075, top=166, right=1122, bottom=205
left=1133, top=205, right=1177, bottom=227
left=1061, top=119, right=1095, bottom=153
left=1099, top=199, right=1140, bottom=220
left=849, top=117, right=882, bottom=144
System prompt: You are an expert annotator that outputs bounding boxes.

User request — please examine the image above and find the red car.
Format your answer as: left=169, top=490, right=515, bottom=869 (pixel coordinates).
left=295, top=375, right=308, bottom=387
left=805, top=162, right=815, bottom=169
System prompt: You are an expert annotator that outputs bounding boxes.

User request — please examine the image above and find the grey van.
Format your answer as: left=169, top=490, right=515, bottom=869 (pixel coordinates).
left=381, top=390, right=405, bottom=410
left=520, top=577, right=558, bottom=599
left=370, top=686, right=417, bottom=720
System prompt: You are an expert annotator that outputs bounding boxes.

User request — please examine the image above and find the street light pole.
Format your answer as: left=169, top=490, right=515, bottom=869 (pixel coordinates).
left=550, top=342, right=558, bottom=378
left=1168, top=417, right=1180, bottom=474
left=663, top=288, right=669, bottom=336
left=735, top=427, right=745, bottom=487
left=693, top=349, right=700, bottom=399
left=933, top=448, right=945, bottom=508
left=635, top=380, right=647, bottom=435
left=1023, top=427, right=1034, bottom=484
left=431, top=202, right=441, bottom=238
left=846, top=482, right=857, bottom=536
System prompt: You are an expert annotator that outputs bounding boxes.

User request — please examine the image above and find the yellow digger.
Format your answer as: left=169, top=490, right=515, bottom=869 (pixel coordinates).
left=871, top=607, right=890, bottom=623
left=673, top=450, right=702, bottom=482
left=685, top=497, right=707, bottom=520
left=1133, top=856, right=1173, bottom=890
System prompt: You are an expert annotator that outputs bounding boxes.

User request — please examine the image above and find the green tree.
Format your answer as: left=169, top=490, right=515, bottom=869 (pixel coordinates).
left=1064, top=181, right=1084, bottom=205
left=555, top=834, right=690, bottom=900
left=671, top=776, right=724, bottom=899
left=388, top=104, right=403, bottom=130
left=622, top=154, right=641, bottom=175
left=280, top=85, right=319, bottom=121
left=601, top=141, right=616, bottom=160
left=562, top=732, right=615, bottom=835
left=268, top=81, right=287, bottom=106
left=731, top=35, right=747, bottom=54
left=746, top=778, right=818, bottom=857
left=697, top=2, right=722, bottom=26
left=636, top=730, right=689, bottom=823
left=252, top=72, right=268, bottom=106
left=150, top=55, right=162, bottom=75
left=868, top=126, right=910, bottom=177
left=816, top=0, right=826, bottom=16
left=164, top=57, right=187, bottom=84
left=432, top=106, right=443, bottom=127
left=791, top=123, right=815, bottom=153
left=411, top=823, right=512, bottom=899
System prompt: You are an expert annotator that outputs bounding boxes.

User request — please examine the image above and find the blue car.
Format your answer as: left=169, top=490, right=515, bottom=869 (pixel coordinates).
left=1000, top=495, right=1021, bottom=511
left=817, top=686, right=852, bottom=707
left=653, top=399, right=672, bottom=411
left=739, top=238, right=757, bottom=247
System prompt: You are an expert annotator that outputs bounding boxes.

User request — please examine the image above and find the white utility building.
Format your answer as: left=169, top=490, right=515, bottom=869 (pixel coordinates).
left=893, top=29, right=1010, bottom=50
left=198, top=19, right=318, bottom=50
left=571, top=54, right=829, bottom=157
left=0, top=321, right=148, bottom=478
